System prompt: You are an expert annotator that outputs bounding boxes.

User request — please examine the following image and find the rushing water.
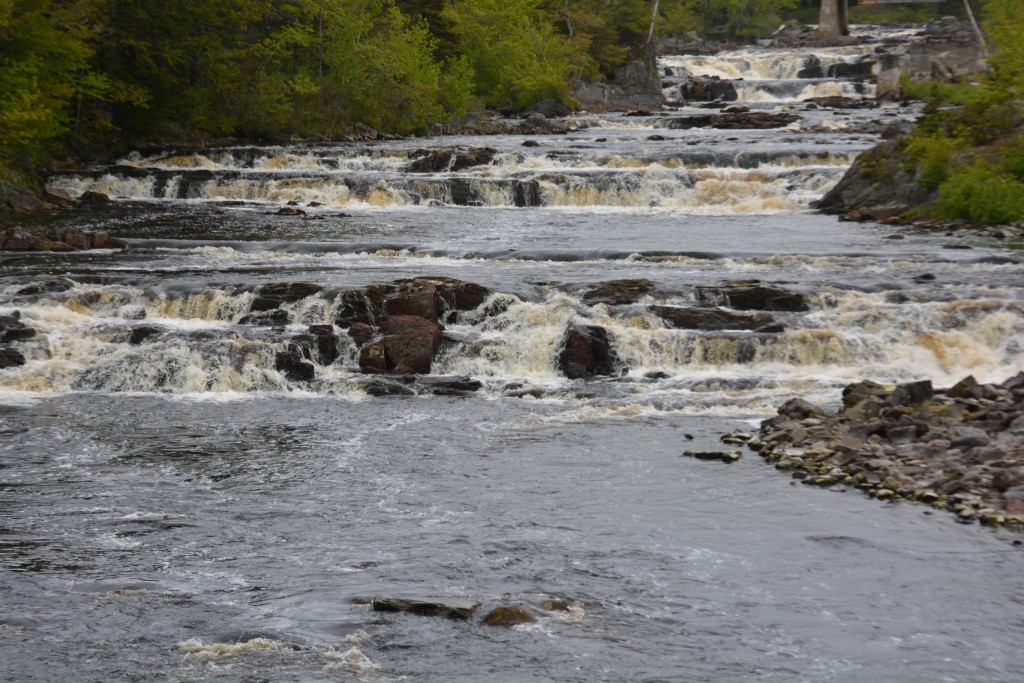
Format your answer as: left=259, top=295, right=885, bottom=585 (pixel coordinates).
left=2, top=26, right=1024, bottom=683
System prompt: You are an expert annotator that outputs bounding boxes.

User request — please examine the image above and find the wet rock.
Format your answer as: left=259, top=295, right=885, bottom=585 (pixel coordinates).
left=42, top=187, right=75, bottom=205
left=417, top=375, right=482, bottom=396
left=358, top=376, right=417, bottom=396
left=540, top=598, right=571, bottom=612
left=371, top=596, right=481, bottom=620
left=0, top=313, right=36, bottom=343
left=408, top=147, right=496, bottom=173
left=275, top=349, right=316, bottom=381
left=658, top=112, right=799, bottom=130
left=482, top=606, right=536, bottom=626
left=746, top=373, right=1024, bottom=532
left=333, top=286, right=388, bottom=328
left=777, top=398, right=825, bottom=420
left=385, top=281, right=442, bottom=323
left=251, top=282, right=322, bottom=311
left=347, top=322, right=375, bottom=347
left=276, top=206, right=306, bottom=216
left=0, top=348, right=26, bottom=368
left=239, top=309, right=290, bottom=326
left=652, top=306, right=781, bottom=332
left=0, top=225, right=126, bottom=252
left=128, top=324, right=165, bottom=345
left=683, top=450, right=742, bottom=463
left=359, top=315, right=443, bottom=375
left=891, top=380, right=933, bottom=407
left=557, top=324, right=617, bottom=379
left=513, top=180, right=541, bottom=207
left=79, top=190, right=110, bottom=203
left=582, top=279, right=656, bottom=305
left=698, top=282, right=809, bottom=312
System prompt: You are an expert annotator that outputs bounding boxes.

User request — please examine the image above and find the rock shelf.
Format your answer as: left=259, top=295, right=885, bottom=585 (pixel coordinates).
left=734, top=375, right=1024, bottom=531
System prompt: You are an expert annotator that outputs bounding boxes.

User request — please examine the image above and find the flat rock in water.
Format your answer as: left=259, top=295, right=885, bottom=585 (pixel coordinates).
left=683, top=450, right=742, bottom=463
left=482, top=606, right=536, bottom=626
left=371, top=596, right=481, bottom=620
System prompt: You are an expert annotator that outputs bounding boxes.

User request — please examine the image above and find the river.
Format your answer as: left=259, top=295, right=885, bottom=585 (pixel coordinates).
left=2, top=25, right=1023, bottom=683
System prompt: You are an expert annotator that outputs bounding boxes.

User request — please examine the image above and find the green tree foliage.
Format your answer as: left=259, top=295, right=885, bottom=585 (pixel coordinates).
left=444, top=0, right=577, bottom=110
left=0, top=0, right=111, bottom=177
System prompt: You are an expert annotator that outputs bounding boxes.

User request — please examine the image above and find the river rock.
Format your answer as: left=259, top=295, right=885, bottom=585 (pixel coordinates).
left=482, top=606, right=536, bottom=626
left=698, top=282, right=809, bottom=312
left=0, top=313, right=36, bottom=343
left=747, top=373, right=1024, bottom=531
left=128, top=324, right=165, bottom=345
left=371, top=596, right=481, bottom=620
left=0, top=226, right=126, bottom=252
left=582, top=279, right=656, bottom=305
left=0, top=348, right=26, bottom=368
left=333, top=286, right=388, bottom=328
left=79, top=190, right=110, bottom=203
left=683, top=450, right=742, bottom=463
left=275, top=348, right=315, bottom=381
left=409, top=147, right=496, bottom=173
left=557, top=324, right=617, bottom=379
left=657, top=112, right=799, bottom=130
left=250, top=282, right=323, bottom=311
left=416, top=375, right=483, bottom=396
left=651, top=305, right=781, bottom=332
left=359, top=315, right=443, bottom=375
left=385, top=281, right=442, bottom=323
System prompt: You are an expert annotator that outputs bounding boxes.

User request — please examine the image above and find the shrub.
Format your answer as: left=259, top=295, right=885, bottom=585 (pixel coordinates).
left=933, top=162, right=1024, bottom=224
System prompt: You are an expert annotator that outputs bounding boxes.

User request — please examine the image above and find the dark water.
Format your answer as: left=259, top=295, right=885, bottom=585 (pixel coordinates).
left=2, top=28, right=1024, bottom=683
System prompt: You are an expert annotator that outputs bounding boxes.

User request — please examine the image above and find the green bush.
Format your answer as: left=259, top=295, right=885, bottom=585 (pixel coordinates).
left=934, top=162, right=1024, bottom=224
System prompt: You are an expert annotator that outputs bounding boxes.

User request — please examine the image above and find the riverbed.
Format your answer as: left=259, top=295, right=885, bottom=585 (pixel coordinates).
left=2, top=26, right=1023, bottom=683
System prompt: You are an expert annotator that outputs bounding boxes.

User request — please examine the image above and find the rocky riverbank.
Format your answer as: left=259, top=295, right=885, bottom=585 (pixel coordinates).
left=0, top=224, right=126, bottom=252
left=729, top=375, right=1024, bottom=532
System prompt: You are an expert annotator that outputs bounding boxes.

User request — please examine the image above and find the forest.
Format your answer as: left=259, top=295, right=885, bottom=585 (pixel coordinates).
left=0, top=0, right=1018, bottom=213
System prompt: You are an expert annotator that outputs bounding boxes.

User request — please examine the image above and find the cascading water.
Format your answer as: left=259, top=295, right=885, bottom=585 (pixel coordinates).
left=2, top=23, right=1023, bottom=683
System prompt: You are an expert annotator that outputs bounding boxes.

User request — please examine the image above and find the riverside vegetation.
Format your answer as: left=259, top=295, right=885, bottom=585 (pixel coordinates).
left=819, top=0, right=1024, bottom=226
left=0, top=0, right=982, bottom=201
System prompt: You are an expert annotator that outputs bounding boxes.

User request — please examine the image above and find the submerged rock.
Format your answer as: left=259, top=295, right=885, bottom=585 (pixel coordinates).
left=0, top=348, right=26, bottom=369
left=482, top=606, right=536, bottom=626
left=371, top=596, right=481, bottom=620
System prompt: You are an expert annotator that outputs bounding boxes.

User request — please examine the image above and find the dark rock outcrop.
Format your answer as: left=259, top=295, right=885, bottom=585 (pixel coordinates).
left=371, top=596, right=481, bottom=620
left=0, top=348, right=26, bottom=368
left=408, top=147, right=496, bottom=173
left=815, top=136, right=932, bottom=221
left=275, top=347, right=316, bottom=381
left=697, top=282, right=809, bottom=312
left=581, top=279, right=656, bottom=306
left=558, top=324, right=617, bottom=379
left=652, top=306, right=782, bottom=332
left=0, top=226, right=126, bottom=252
left=657, top=112, right=800, bottom=130
left=0, top=313, right=36, bottom=343
left=250, top=282, right=323, bottom=312
left=359, top=315, right=443, bottom=375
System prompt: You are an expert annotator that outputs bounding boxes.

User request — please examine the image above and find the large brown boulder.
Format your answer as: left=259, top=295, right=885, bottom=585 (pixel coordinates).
left=333, top=286, right=388, bottom=328
left=385, top=281, right=443, bottom=323
left=558, top=324, right=618, bottom=379
left=359, top=315, right=443, bottom=375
